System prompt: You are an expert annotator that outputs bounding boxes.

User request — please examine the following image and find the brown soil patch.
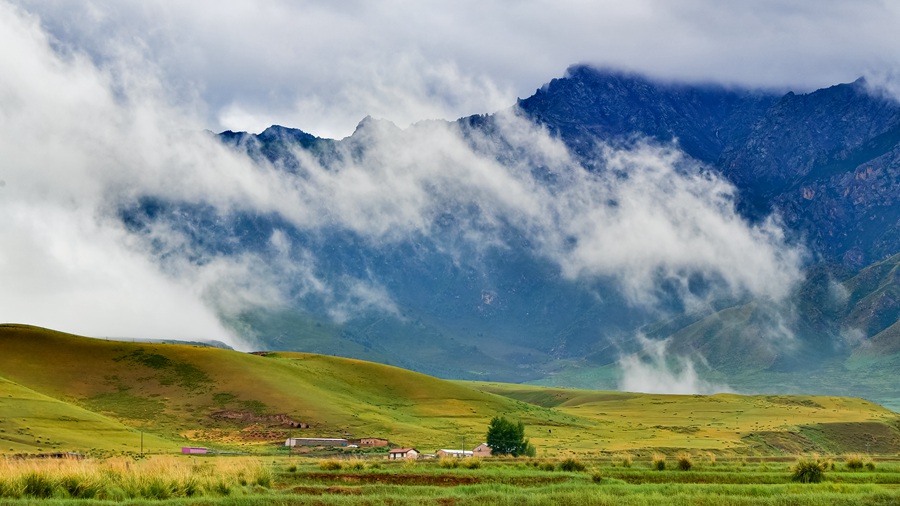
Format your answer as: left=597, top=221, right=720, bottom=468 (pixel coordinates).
left=304, top=472, right=481, bottom=486
left=289, top=486, right=362, bottom=495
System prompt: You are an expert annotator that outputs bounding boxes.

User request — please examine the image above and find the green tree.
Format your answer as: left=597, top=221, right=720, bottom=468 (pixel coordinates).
left=486, top=416, right=534, bottom=457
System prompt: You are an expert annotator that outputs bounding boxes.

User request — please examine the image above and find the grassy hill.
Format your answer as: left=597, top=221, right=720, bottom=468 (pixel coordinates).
left=465, top=382, right=900, bottom=455
left=0, top=376, right=173, bottom=454
left=1, top=324, right=898, bottom=457
left=0, top=324, right=572, bottom=455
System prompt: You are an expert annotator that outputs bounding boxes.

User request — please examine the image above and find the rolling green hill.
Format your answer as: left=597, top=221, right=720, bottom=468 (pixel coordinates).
left=1, top=324, right=898, bottom=457
left=0, top=376, right=173, bottom=454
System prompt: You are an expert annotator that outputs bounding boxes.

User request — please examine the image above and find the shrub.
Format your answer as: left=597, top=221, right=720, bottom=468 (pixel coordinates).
left=792, top=459, right=825, bottom=483
left=559, top=458, right=586, bottom=472
left=676, top=453, right=693, bottom=471
left=651, top=454, right=666, bottom=471
left=845, top=454, right=864, bottom=471
left=319, top=459, right=343, bottom=471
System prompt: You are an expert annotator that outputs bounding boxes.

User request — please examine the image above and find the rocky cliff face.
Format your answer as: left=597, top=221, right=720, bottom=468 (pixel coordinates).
left=518, top=66, right=900, bottom=268
left=116, top=66, right=900, bottom=390
left=517, top=66, right=779, bottom=165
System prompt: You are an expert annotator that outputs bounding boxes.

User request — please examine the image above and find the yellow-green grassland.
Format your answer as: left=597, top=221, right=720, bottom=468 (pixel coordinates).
left=2, top=323, right=899, bottom=458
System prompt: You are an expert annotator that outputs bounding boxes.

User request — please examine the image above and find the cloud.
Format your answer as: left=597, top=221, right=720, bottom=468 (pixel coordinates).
left=0, top=1, right=805, bottom=355
left=618, top=335, right=733, bottom=395
left=0, top=4, right=269, bottom=349
left=254, top=111, right=803, bottom=306
left=10, top=0, right=900, bottom=137
left=862, top=68, right=900, bottom=104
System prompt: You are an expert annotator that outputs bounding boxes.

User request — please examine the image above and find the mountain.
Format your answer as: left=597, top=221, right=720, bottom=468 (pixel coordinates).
left=2, top=325, right=898, bottom=456
left=518, top=67, right=900, bottom=268
left=112, top=66, right=900, bottom=403
left=516, top=65, right=780, bottom=165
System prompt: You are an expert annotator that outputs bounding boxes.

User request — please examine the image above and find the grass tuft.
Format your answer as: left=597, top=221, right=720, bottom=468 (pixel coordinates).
left=651, top=454, right=666, bottom=471
left=676, top=452, right=693, bottom=471
left=538, top=461, right=555, bottom=472
left=844, top=453, right=867, bottom=471
left=439, top=457, right=460, bottom=469
left=792, top=459, right=826, bottom=483
left=318, top=459, right=343, bottom=471
left=613, top=453, right=633, bottom=468
left=21, top=471, right=55, bottom=498
left=461, top=457, right=482, bottom=469
left=559, top=458, right=586, bottom=472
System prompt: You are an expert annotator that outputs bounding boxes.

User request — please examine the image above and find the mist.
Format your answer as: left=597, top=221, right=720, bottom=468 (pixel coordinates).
left=1, top=3, right=805, bottom=378
left=618, top=336, right=734, bottom=395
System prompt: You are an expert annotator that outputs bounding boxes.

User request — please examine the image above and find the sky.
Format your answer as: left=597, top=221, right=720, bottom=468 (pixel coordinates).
left=9, top=0, right=900, bottom=138
left=0, top=1, right=895, bottom=388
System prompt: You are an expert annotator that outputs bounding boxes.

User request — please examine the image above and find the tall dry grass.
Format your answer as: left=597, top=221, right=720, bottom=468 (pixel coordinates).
left=0, top=456, right=272, bottom=499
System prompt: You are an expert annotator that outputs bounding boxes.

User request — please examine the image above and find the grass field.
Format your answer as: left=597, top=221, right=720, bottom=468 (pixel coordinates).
left=1, top=324, right=899, bottom=459
left=464, top=382, right=900, bottom=455
left=1, top=454, right=899, bottom=505
left=0, top=377, right=173, bottom=455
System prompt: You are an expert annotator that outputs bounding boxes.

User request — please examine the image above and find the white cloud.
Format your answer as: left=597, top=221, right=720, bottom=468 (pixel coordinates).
left=10, top=0, right=900, bottom=137
left=0, top=2, right=806, bottom=352
left=618, top=335, right=733, bottom=395
left=0, top=4, right=274, bottom=349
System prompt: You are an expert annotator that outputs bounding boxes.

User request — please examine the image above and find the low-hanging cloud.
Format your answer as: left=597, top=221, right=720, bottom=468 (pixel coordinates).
left=248, top=112, right=804, bottom=306
left=0, top=3, right=804, bottom=354
left=618, top=335, right=733, bottom=395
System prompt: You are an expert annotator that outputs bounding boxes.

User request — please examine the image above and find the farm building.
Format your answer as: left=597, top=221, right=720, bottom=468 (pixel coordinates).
left=285, top=438, right=349, bottom=447
left=436, top=449, right=473, bottom=458
left=388, top=448, right=418, bottom=460
left=356, top=437, right=390, bottom=447
left=181, top=447, right=208, bottom=454
left=472, top=443, right=492, bottom=457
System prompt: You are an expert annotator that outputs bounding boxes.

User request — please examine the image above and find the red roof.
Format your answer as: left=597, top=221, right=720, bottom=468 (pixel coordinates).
left=389, top=448, right=415, bottom=453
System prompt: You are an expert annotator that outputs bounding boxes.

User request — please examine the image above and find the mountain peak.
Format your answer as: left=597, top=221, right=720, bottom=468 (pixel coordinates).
left=258, top=124, right=317, bottom=143
left=349, top=116, right=401, bottom=138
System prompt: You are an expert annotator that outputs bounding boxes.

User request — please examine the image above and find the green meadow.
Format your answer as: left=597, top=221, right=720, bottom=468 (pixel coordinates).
left=3, top=324, right=900, bottom=504
left=2, top=324, right=899, bottom=458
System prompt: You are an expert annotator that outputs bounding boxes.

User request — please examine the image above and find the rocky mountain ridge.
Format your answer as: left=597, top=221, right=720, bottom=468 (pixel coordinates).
left=119, top=66, right=900, bottom=402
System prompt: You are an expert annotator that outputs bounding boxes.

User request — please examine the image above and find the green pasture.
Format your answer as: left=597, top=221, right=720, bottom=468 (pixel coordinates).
left=463, top=382, right=900, bottom=454
left=1, top=324, right=899, bottom=458
left=0, top=377, right=173, bottom=455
